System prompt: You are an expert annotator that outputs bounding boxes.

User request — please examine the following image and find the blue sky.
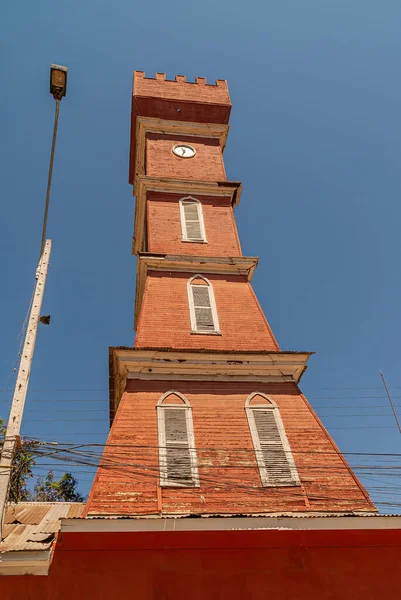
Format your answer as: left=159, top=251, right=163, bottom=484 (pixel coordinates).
left=1, top=1, right=401, bottom=508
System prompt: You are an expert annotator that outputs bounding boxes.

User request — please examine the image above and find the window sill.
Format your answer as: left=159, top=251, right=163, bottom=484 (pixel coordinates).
left=182, top=238, right=208, bottom=244
left=262, top=481, right=301, bottom=488
left=190, top=330, right=222, bottom=336
left=160, top=482, right=200, bottom=488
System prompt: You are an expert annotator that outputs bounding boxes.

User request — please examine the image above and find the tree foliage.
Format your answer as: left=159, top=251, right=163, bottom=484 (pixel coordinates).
left=0, top=418, right=85, bottom=503
left=33, top=471, right=84, bottom=502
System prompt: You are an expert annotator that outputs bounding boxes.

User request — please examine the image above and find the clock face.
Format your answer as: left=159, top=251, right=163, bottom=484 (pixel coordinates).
left=172, top=144, right=196, bottom=159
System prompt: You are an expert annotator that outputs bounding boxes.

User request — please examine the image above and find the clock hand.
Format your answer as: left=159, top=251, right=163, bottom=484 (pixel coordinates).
left=181, top=147, right=186, bottom=156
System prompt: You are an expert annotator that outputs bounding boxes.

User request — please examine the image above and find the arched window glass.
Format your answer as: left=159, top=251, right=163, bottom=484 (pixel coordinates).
left=187, top=275, right=220, bottom=334
left=179, top=197, right=207, bottom=242
left=157, top=391, right=199, bottom=487
left=245, top=393, right=300, bottom=487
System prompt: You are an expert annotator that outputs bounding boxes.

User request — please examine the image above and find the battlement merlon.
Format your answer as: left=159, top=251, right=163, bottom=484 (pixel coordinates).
left=134, top=71, right=231, bottom=106
left=129, top=71, right=232, bottom=185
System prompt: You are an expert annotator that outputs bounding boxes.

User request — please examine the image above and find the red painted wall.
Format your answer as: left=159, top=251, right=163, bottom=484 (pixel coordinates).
left=134, top=272, right=279, bottom=351
left=2, top=529, right=400, bottom=600
left=86, top=380, right=373, bottom=517
left=147, top=192, right=242, bottom=256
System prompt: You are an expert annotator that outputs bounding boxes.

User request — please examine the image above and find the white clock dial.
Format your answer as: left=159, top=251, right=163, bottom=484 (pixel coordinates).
left=172, top=144, right=196, bottom=158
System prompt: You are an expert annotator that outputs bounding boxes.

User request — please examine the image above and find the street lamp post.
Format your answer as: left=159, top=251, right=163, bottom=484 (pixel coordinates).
left=0, top=65, right=67, bottom=536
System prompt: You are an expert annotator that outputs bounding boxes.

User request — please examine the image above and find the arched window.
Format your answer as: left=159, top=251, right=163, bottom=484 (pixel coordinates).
left=245, top=392, right=300, bottom=487
left=179, top=196, right=207, bottom=243
left=187, top=275, right=220, bottom=334
left=157, top=391, right=199, bottom=487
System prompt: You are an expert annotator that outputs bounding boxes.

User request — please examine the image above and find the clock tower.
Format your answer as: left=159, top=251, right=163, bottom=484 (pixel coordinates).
left=85, top=72, right=375, bottom=517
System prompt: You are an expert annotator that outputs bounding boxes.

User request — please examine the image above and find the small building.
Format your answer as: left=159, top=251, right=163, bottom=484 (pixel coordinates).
left=0, top=502, right=84, bottom=575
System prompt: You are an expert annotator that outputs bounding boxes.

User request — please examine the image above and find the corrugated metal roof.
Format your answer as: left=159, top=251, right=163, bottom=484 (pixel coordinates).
left=1, top=502, right=84, bottom=552
left=67, top=503, right=85, bottom=518
left=45, top=503, right=74, bottom=522
left=5, top=504, right=50, bottom=525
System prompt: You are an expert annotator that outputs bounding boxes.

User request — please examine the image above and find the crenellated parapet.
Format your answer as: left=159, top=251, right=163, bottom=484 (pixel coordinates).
left=134, top=71, right=231, bottom=104
left=129, top=71, right=231, bottom=184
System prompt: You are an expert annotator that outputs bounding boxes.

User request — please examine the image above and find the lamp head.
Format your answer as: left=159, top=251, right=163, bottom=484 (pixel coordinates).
left=50, top=64, right=68, bottom=100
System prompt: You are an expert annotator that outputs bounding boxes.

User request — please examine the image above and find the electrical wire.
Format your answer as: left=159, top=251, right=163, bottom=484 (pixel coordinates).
left=4, top=284, right=37, bottom=391
left=28, top=453, right=398, bottom=508
left=2, top=387, right=401, bottom=394
left=15, top=437, right=399, bottom=510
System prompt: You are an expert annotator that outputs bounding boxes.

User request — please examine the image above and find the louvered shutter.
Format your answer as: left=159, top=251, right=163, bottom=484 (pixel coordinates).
left=163, top=408, right=195, bottom=486
left=182, top=201, right=203, bottom=240
left=251, top=409, right=296, bottom=485
left=192, top=285, right=215, bottom=332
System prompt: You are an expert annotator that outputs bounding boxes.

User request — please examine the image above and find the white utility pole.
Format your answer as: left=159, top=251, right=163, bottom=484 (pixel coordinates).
left=0, top=240, right=52, bottom=528
left=0, top=65, right=68, bottom=537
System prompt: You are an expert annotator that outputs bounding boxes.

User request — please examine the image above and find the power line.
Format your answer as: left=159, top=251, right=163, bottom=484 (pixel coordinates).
left=23, top=440, right=401, bottom=510
left=4, top=285, right=36, bottom=392
left=26, top=439, right=401, bottom=456
left=2, top=388, right=401, bottom=394
left=11, top=412, right=401, bottom=422
left=25, top=456, right=401, bottom=510
left=0, top=389, right=109, bottom=393
left=380, top=371, right=401, bottom=435
left=22, top=425, right=398, bottom=434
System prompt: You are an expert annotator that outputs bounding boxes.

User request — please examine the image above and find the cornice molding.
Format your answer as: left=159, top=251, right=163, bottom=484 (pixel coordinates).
left=132, top=176, right=242, bottom=255
left=133, top=253, right=259, bottom=330
left=109, top=347, right=312, bottom=424
left=64, top=514, right=401, bottom=533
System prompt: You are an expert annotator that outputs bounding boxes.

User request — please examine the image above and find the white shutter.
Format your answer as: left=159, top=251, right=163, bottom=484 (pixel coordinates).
left=187, top=276, right=220, bottom=334
left=192, top=286, right=215, bottom=332
left=183, top=201, right=203, bottom=240
left=159, top=407, right=198, bottom=487
left=180, top=198, right=206, bottom=242
left=249, top=408, right=299, bottom=486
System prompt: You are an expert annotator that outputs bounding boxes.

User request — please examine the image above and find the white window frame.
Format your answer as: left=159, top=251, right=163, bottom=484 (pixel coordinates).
left=245, top=392, right=300, bottom=487
left=157, top=390, right=200, bottom=488
left=187, top=275, right=221, bottom=335
left=179, top=196, right=207, bottom=243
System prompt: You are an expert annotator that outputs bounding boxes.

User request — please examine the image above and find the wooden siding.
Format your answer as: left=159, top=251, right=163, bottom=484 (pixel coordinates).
left=86, top=381, right=373, bottom=517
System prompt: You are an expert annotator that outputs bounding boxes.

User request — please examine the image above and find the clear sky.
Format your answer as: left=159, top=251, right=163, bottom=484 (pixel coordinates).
left=1, top=1, right=401, bottom=509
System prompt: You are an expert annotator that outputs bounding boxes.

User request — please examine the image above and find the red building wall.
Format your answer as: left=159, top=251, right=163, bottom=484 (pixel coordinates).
left=145, top=134, right=226, bottom=181
left=134, top=272, right=279, bottom=351
left=2, top=529, right=400, bottom=600
left=85, top=380, right=373, bottom=517
left=147, top=192, right=241, bottom=256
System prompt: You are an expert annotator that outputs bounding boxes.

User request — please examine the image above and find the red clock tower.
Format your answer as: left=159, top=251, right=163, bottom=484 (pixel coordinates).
left=5, top=70, right=401, bottom=600
left=85, top=72, right=375, bottom=517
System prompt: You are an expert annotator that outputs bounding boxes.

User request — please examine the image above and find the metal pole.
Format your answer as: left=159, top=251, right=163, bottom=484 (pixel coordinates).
left=0, top=241, right=52, bottom=534
left=39, top=99, right=60, bottom=259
